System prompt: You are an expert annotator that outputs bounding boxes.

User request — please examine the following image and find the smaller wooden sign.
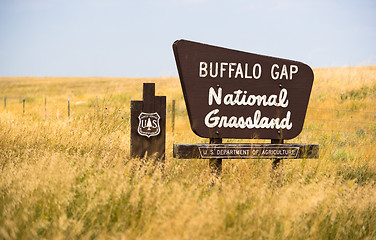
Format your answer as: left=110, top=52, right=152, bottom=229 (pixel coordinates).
left=174, top=143, right=318, bottom=159
left=130, top=83, right=166, bottom=160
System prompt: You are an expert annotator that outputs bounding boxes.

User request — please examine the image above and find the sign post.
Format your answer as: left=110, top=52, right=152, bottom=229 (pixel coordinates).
left=130, top=83, right=166, bottom=160
left=172, top=39, right=318, bottom=171
left=209, top=138, right=222, bottom=173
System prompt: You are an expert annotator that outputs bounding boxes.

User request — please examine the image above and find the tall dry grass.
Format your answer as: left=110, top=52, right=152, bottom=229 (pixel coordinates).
left=0, top=66, right=376, bottom=239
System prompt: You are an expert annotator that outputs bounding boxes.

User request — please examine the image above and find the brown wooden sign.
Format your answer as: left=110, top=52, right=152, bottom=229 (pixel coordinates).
left=130, top=83, right=166, bottom=160
left=173, top=39, right=314, bottom=140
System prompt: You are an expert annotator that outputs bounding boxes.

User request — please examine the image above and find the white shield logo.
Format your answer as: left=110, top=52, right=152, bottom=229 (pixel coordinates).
left=137, top=112, right=161, bottom=138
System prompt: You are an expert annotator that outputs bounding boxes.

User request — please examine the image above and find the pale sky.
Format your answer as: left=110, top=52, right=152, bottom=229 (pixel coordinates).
left=0, top=0, right=375, bottom=77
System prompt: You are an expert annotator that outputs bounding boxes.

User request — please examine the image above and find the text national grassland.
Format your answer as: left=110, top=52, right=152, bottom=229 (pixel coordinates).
left=1, top=66, right=376, bottom=239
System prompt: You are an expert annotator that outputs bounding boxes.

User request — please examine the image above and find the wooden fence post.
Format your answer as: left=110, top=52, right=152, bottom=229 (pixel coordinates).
left=68, top=96, right=70, bottom=118
left=23, top=96, right=25, bottom=114
left=130, top=83, right=166, bottom=160
left=95, top=96, right=99, bottom=118
left=171, top=100, right=175, bottom=134
left=4, top=96, right=6, bottom=109
left=44, top=96, right=47, bottom=119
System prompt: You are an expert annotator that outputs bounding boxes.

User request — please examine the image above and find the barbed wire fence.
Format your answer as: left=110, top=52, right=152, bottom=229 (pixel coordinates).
left=304, top=107, right=376, bottom=136
left=2, top=95, right=376, bottom=136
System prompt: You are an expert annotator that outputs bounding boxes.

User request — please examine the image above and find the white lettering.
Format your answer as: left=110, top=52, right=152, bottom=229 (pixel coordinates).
left=280, top=65, right=288, bottom=79
left=253, top=63, right=262, bottom=79
left=245, top=63, right=252, bottom=79
left=198, top=62, right=265, bottom=79
left=271, top=64, right=279, bottom=80
left=229, top=63, right=236, bottom=78
left=204, top=109, right=293, bottom=130
left=279, top=111, right=293, bottom=129
left=290, top=65, right=298, bottom=80
left=235, top=63, right=244, bottom=78
left=204, top=109, right=220, bottom=127
left=271, top=64, right=299, bottom=80
left=207, top=87, right=289, bottom=108
left=220, top=62, right=228, bottom=78
left=277, top=88, right=289, bottom=107
left=208, top=87, right=222, bottom=105
left=210, top=62, right=218, bottom=78
left=223, top=94, right=233, bottom=105
left=199, top=62, right=208, bottom=77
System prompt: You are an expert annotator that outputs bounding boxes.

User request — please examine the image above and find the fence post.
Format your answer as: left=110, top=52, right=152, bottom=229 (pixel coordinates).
left=44, top=96, right=47, bottom=119
left=4, top=96, right=6, bottom=109
left=95, top=96, right=98, bottom=118
left=171, top=100, right=175, bottom=134
left=23, top=96, right=25, bottom=114
left=68, top=96, right=70, bottom=118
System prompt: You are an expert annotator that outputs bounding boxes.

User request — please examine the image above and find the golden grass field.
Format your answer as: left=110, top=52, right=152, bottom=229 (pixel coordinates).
left=0, top=66, right=376, bottom=239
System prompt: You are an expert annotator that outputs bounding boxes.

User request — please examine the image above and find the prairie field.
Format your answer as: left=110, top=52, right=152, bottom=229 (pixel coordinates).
left=1, top=66, right=376, bottom=239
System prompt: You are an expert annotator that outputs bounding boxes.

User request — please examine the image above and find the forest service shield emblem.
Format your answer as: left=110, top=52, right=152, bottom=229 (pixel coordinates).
left=137, top=112, right=161, bottom=138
